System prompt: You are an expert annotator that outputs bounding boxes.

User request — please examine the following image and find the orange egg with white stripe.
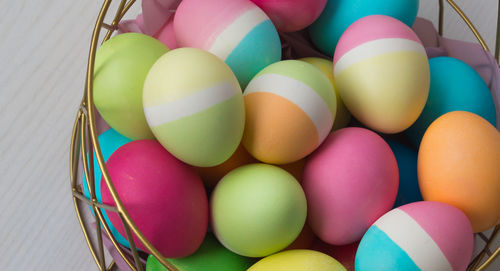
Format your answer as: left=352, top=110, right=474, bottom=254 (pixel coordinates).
left=243, top=60, right=337, bottom=165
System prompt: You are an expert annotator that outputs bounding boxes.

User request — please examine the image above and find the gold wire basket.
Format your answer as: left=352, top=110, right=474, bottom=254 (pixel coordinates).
left=70, top=0, right=500, bottom=270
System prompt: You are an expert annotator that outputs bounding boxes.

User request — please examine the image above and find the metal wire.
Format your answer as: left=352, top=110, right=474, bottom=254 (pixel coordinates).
left=70, top=0, right=500, bottom=270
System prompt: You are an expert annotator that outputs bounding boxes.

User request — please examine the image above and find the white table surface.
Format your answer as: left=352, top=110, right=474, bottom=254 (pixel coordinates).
left=1, top=0, right=499, bottom=270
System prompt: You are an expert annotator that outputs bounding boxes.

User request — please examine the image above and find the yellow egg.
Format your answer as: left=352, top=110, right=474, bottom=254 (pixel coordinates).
left=300, top=57, right=351, bottom=130
left=248, top=249, right=346, bottom=271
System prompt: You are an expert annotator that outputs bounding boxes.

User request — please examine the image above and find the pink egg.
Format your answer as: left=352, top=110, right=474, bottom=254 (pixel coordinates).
left=101, top=140, right=208, bottom=258
left=250, top=0, right=327, bottom=32
left=153, top=16, right=178, bottom=49
left=302, top=127, right=398, bottom=245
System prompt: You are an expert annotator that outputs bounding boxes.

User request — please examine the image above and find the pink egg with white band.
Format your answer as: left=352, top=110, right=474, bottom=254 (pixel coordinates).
left=333, top=15, right=430, bottom=134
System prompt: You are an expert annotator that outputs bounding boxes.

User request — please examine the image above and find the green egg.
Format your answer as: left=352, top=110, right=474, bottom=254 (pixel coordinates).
left=211, top=163, right=307, bottom=257
left=146, top=233, right=253, bottom=271
left=143, top=48, right=245, bottom=167
left=93, top=33, right=169, bottom=140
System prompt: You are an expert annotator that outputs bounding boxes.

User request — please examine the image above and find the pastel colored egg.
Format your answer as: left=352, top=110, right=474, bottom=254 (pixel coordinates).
left=303, top=127, right=398, bottom=245
left=145, top=233, right=253, bottom=271
left=82, top=128, right=132, bottom=248
left=211, top=164, right=307, bottom=257
left=248, top=249, right=346, bottom=271
left=309, top=0, right=419, bottom=56
left=355, top=201, right=474, bottom=271
left=153, top=16, right=178, bottom=49
left=143, top=48, right=245, bottom=167
left=311, top=240, right=359, bottom=271
left=174, top=0, right=281, bottom=87
left=93, top=33, right=169, bottom=139
left=250, top=0, right=327, bottom=32
left=101, top=140, right=208, bottom=258
left=406, top=57, right=497, bottom=146
left=333, top=15, right=430, bottom=134
left=385, top=139, right=422, bottom=208
left=418, top=111, right=500, bottom=232
left=300, top=57, right=351, bottom=130
left=284, top=224, right=315, bottom=251
left=195, top=144, right=257, bottom=188
left=243, top=60, right=336, bottom=164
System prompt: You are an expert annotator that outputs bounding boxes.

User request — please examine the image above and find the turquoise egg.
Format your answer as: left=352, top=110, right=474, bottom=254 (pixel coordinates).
left=308, top=0, right=419, bottom=56
left=385, top=139, right=422, bottom=208
left=406, top=56, right=497, bottom=146
left=82, top=128, right=132, bottom=248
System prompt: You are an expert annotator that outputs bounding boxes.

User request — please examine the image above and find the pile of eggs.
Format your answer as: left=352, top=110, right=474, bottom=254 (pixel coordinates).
left=84, top=0, right=500, bottom=270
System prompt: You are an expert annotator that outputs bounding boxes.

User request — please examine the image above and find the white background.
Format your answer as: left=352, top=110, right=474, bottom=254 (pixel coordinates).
left=0, top=0, right=499, bottom=270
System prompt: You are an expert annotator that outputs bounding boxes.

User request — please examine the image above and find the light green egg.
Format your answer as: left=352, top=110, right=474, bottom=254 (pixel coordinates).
left=146, top=233, right=254, bottom=271
left=143, top=48, right=245, bottom=167
left=93, top=33, right=169, bottom=140
left=211, top=163, right=307, bottom=257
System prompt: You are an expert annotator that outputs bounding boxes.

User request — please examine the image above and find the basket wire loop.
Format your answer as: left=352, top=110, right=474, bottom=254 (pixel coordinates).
left=70, top=0, right=500, bottom=270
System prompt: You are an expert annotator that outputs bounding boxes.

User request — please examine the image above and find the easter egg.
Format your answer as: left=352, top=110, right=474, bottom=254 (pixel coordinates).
left=211, top=164, right=307, bottom=257
left=311, top=240, right=359, bottom=271
left=143, top=48, right=245, bottom=167
left=248, top=249, right=346, bottom=271
left=303, top=127, right=398, bottom=245
left=82, top=128, right=132, bottom=248
left=333, top=15, right=429, bottom=133
left=418, top=111, right=500, bottom=232
left=250, top=0, right=327, bottom=32
left=93, top=33, right=169, bottom=139
left=406, top=57, right=497, bottom=146
left=101, top=140, right=208, bottom=258
left=385, top=139, right=422, bottom=207
left=174, top=0, right=281, bottom=87
left=355, top=201, right=474, bottom=271
left=243, top=60, right=336, bottom=164
left=300, top=57, right=351, bottom=130
left=154, top=16, right=178, bottom=49
left=145, top=233, right=253, bottom=271
left=309, top=0, right=419, bottom=56
left=195, top=144, right=257, bottom=188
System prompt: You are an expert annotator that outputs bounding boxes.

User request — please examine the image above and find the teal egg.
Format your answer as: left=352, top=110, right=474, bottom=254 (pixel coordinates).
left=406, top=57, right=497, bottom=146
left=82, top=128, right=132, bottom=248
left=308, top=0, right=419, bottom=56
left=385, top=139, right=422, bottom=207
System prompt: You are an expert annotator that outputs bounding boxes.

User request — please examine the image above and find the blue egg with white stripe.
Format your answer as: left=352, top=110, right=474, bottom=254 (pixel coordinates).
left=83, top=128, right=132, bottom=248
left=174, top=0, right=282, bottom=88
left=355, top=201, right=474, bottom=271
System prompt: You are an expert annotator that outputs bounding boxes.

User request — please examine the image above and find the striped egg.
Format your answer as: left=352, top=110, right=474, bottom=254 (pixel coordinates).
left=333, top=15, right=430, bottom=134
left=356, top=201, right=474, bottom=271
left=143, top=48, right=245, bottom=167
left=174, top=0, right=281, bottom=88
left=243, top=60, right=336, bottom=165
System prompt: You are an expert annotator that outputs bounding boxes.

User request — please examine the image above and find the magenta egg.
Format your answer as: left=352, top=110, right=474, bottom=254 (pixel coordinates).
left=100, top=140, right=208, bottom=258
left=250, top=0, right=327, bottom=32
left=153, top=16, right=178, bottom=49
left=302, top=127, right=398, bottom=245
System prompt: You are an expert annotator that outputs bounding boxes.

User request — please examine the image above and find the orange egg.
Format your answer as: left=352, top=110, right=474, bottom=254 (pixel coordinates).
left=418, top=111, right=500, bottom=232
left=196, top=145, right=257, bottom=187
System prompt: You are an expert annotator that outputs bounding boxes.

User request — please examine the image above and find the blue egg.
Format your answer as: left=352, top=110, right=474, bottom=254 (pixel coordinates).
left=83, top=128, right=132, bottom=247
left=308, top=0, right=419, bottom=56
left=406, top=56, right=497, bottom=146
left=385, top=139, right=422, bottom=207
